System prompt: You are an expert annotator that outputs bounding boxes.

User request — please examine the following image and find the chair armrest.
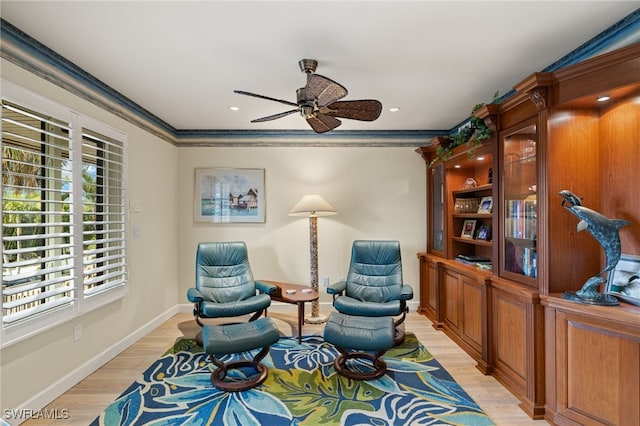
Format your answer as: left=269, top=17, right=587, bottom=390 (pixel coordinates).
left=255, top=280, right=277, bottom=295
left=327, top=280, right=347, bottom=295
left=400, top=284, right=414, bottom=301
left=186, top=287, right=203, bottom=303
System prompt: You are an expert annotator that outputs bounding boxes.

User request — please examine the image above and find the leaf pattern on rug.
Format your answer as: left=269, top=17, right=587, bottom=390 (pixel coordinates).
left=91, top=333, right=494, bottom=426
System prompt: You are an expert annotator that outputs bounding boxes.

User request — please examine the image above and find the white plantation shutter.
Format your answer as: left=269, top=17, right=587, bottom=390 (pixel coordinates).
left=81, top=128, right=127, bottom=297
left=1, top=100, right=75, bottom=325
left=1, top=81, right=128, bottom=346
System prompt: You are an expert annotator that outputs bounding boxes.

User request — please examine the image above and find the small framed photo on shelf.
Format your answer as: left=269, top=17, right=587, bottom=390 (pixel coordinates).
left=475, top=225, right=491, bottom=241
left=605, top=254, right=640, bottom=306
left=461, top=219, right=476, bottom=239
left=477, top=196, right=493, bottom=214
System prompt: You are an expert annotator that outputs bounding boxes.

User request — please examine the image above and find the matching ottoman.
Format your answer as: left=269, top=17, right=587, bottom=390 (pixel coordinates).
left=203, top=317, right=280, bottom=391
left=323, top=312, right=395, bottom=380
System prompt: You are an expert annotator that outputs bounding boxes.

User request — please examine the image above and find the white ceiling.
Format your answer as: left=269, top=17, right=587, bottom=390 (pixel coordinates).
left=2, top=1, right=638, bottom=133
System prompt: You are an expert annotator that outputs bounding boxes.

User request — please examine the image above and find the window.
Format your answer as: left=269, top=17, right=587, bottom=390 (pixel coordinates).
left=1, top=81, right=128, bottom=346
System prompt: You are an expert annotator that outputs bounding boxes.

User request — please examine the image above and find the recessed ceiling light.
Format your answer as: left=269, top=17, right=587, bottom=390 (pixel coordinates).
left=389, top=107, right=400, bottom=112
left=229, top=106, right=240, bottom=111
left=597, top=95, right=610, bottom=102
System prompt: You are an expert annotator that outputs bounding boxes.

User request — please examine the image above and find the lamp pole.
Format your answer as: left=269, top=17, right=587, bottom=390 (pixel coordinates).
left=307, top=215, right=325, bottom=322
left=289, top=194, right=337, bottom=324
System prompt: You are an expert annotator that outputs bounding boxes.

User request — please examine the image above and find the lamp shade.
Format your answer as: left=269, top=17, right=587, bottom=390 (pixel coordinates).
left=289, top=194, right=338, bottom=217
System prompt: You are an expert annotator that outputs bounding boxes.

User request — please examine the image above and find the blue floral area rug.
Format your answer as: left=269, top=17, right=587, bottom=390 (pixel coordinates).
left=91, top=333, right=494, bottom=425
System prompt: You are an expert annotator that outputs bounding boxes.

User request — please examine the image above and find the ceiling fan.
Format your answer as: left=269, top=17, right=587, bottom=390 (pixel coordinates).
left=234, top=59, right=382, bottom=133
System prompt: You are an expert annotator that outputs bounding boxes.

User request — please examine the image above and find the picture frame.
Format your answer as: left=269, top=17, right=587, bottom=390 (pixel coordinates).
left=194, top=168, right=265, bottom=223
left=475, top=224, right=491, bottom=241
left=605, top=253, right=640, bottom=306
left=477, top=196, right=493, bottom=214
left=461, top=219, right=476, bottom=239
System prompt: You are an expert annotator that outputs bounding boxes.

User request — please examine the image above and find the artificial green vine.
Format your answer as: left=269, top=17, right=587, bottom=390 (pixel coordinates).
left=429, top=91, right=499, bottom=167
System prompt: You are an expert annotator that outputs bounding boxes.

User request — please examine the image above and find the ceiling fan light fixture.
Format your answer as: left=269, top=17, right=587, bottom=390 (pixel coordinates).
left=300, top=105, right=315, bottom=118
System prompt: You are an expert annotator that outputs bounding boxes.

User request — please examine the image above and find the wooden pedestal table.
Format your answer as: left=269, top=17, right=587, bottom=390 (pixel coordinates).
left=263, top=281, right=319, bottom=344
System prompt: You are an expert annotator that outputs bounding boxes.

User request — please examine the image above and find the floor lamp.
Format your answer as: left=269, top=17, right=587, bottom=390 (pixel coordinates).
left=289, top=194, right=337, bottom=324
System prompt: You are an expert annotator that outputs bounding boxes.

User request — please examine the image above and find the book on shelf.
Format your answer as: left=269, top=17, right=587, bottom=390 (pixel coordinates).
left=505, top=198, right=537, bottom=240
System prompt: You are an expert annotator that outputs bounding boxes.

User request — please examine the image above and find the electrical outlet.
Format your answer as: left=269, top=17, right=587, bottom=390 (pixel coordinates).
left=322, top=276, right=330, bottom=287
left=337, top=276, right=344, bottom=283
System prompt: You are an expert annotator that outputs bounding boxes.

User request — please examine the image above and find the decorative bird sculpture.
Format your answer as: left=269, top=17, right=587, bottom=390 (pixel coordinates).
left=559, top=189, right=630, bottom=305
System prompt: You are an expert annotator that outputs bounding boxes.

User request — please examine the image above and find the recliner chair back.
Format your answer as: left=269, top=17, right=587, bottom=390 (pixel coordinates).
left=346, top=240, right=403, bottom=303
left=196, top=241, right=256, bottom=303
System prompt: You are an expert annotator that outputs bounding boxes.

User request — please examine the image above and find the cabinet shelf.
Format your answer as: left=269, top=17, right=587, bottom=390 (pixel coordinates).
left=504, top=236, right=536, bottom=248
left=452, top=184, right=492, bottom=195
left=452, top=236, right=493, bottom=247
left=504, top=155, right=536, bottom=166
left=453, top=213, right=492, bottom=219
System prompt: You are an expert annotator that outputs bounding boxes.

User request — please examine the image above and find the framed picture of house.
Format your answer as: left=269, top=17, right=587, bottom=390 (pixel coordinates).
left=194, top=168, right=265, bottom=223
left=605, top=254, right=640, bottom=306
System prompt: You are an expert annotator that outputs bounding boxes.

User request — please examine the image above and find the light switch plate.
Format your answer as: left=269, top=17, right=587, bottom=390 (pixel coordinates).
left=130, top=199, right=141, bottom=212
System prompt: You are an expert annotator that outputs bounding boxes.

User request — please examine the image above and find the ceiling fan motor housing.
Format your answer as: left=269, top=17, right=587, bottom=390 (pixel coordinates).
left=299, top=59, right=318, bottom=74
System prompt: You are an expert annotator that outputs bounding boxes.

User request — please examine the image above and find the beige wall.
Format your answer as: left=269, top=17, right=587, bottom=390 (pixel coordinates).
left=0, top=58, right=427, bottom=415
left=0, top=60, right=179, bottom=412
left=177, top=147, right=426, bottom=309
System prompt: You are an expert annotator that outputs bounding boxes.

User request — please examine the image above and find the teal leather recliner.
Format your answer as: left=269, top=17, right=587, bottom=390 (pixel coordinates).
left=327, top=240, right=413, bottom=345
left=187, top=242, right=276, bottom=344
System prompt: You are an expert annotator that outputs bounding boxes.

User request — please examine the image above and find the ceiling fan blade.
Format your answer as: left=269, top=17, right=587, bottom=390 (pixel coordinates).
left=321, top=100, right=383, bottom=121
left=306, top=113, right=342, bottom=133
left=234, top=90, right=298, bottom=107
left=305, top=74, right=347, bottom=107
left=250, top=109, right=298, bottom=123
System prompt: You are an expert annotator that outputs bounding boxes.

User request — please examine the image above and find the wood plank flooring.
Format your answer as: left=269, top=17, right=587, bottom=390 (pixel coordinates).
left=22, top=310, right=548, bottom=425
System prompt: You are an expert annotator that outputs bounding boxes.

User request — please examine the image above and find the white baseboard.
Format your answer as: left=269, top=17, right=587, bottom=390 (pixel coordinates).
left=8, top=305, right=179, bottom=426
left=11, top=300, right=420, bottom=425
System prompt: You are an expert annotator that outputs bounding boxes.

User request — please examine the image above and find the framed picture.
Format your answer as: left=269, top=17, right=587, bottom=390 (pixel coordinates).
left=477, top=196, right=493, bottom=214
left=475, top=224, right=491, bottom=241
left=194, top=168, right=265, bottom=223
left=605, top=254, right=640, bottom=306
left=461, top=219, right=476, bottom=239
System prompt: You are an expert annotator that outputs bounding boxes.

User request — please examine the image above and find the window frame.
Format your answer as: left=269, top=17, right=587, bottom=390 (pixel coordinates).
left=1, top=80, right=129, bottom=347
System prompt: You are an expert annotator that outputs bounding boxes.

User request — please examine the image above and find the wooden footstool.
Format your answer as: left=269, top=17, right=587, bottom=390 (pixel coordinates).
left=202, top=317, right=280, bottom=391
left=323, top=312, right=395, bottom=380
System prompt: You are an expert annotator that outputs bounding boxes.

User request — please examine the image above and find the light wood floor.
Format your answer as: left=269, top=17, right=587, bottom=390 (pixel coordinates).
left=23, top=310, right=549, bottom=425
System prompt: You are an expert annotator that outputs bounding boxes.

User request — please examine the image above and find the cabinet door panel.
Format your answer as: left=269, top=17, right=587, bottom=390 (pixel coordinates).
left=427, top=261, right=438, bottom=313
left=500, top=120, right=538, bottom=284
left=494, top=291, right=527, bottom=381
left=443, top=269, right=460, bottom=330
left=461, top=276, right=482, bottom=351
left=556, top=311, right=640, bottom=426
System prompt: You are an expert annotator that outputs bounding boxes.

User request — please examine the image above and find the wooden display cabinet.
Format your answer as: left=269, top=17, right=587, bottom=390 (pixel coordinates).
left=417, top=42, right=640, bottom=420
left=416, top=124, right=497, bottom=372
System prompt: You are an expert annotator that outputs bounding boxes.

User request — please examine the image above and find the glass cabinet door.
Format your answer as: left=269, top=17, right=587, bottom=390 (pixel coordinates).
left=502, top=122, right=537, bottom=282
left=430, top=163, right=445, bottom=254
